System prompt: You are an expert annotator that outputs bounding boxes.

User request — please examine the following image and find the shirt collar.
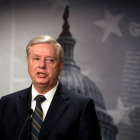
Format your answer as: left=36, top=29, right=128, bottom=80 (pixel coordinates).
left=31, top=81, right=59, bottom=103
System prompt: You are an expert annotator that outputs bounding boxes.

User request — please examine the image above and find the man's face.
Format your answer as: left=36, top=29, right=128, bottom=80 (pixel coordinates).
left=27, top=43, right=63, bottom=88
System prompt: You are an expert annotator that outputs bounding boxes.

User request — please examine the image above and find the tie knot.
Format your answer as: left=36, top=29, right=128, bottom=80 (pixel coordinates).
left=34, top=95, right=46, bottom=103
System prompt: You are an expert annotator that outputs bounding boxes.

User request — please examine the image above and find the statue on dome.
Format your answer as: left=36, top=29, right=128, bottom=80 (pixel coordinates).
left=60, top=5, right=72, bottom=37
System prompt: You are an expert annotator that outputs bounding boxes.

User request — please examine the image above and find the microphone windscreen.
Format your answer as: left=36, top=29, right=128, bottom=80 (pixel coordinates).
left=27, top=108, right=33, bottom=115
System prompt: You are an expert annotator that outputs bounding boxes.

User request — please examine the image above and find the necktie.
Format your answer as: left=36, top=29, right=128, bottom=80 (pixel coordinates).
left=31, top=95, right=46, bottom=140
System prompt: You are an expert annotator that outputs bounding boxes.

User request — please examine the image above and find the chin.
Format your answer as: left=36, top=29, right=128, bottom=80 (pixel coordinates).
left=33, top=80, right=49, bottom=86
left=37, top=82, right=49, bottom=86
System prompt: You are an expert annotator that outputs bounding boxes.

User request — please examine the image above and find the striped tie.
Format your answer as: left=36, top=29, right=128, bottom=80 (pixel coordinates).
left=31, top=95, right=46, bottom=140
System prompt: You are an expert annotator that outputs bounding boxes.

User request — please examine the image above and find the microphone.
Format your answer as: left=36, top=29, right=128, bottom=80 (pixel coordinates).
left=18, top=108, right=33, bottom=140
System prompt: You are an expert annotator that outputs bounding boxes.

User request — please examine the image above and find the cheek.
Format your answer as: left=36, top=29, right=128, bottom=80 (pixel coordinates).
left=52, top=66, right=61, bottom=75
left=28, top=64, right=38, bottom=74
left=48, top=66, right=57, bottom=75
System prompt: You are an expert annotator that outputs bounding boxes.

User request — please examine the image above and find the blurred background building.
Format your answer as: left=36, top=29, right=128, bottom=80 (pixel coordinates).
left=58, top=6, right=118, bottom=140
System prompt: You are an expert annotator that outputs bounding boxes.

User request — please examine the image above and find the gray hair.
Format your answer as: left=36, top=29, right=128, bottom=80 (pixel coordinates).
left=26, top=35, right=64, bottom=62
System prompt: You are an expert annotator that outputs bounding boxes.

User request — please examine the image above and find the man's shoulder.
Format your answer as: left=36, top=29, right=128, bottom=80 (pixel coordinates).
left=1, top=86, right=31, bottom=100
left=58, top=83, right=92, bottom=103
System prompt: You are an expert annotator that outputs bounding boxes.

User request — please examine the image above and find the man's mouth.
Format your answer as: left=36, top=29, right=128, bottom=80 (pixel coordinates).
left=37, top=72, right=46, bottom=77
left=38, top=72, right=45, bottom=75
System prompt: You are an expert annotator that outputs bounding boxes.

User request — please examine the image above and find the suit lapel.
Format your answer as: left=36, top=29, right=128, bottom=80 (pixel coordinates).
left=39, top=83, right=70, bottom=140
left=16, top=86, right=32, bottom=140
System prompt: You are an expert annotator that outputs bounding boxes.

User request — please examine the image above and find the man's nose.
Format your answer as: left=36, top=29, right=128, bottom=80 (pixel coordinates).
left=39, top=59, right=46, bottom=69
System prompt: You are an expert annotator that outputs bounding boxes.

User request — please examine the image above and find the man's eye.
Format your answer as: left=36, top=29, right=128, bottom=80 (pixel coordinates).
left=47, top=59, right=54, bottom=63
left=34, top=58, right=39, bottom=60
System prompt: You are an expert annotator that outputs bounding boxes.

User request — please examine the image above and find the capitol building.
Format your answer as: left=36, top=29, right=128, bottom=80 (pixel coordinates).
left=57, top=6, right=118, bottom=140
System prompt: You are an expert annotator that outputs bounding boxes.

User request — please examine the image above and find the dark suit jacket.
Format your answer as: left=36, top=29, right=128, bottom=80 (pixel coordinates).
left=0, top=83, right=101, bottom=140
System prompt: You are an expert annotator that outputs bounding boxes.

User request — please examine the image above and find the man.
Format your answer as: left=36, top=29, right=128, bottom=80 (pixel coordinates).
left=0, top=35, right=101, bottom=140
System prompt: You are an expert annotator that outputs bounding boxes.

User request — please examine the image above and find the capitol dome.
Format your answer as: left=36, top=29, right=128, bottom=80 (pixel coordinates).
left=58, top=36, right=106, bottom=110
left=57, top=6, right=118, bottom=140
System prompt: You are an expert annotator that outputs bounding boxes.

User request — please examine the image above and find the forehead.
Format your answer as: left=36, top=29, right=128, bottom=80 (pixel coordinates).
left=30, top=43, right=57, bottom=55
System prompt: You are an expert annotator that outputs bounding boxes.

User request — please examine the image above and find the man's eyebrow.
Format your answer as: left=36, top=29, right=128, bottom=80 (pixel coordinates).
left=33, top=54, right=40, bottom=57
left=46, top=56, right=53, bottom=58
left=33, top=54, right=53, bottom=58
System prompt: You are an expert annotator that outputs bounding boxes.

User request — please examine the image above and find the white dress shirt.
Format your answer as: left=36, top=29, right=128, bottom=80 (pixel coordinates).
left=31, top=81, right=59, bottom=121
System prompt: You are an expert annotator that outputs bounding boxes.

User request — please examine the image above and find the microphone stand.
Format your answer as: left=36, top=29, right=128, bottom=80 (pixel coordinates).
left=18, top=109, right=33, bottom=140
